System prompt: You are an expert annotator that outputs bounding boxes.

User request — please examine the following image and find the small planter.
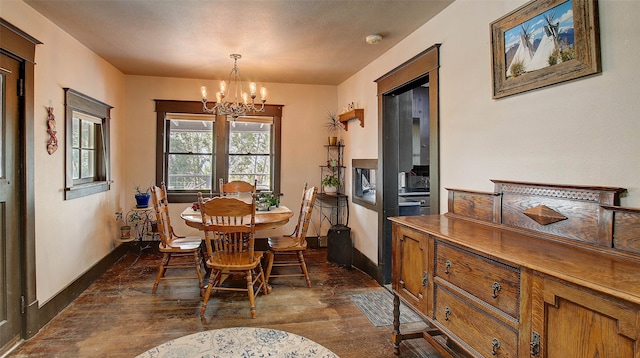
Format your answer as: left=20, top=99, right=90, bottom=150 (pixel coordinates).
left=120, top=225, right=131, bottom=239
left=323, top=185, right=338, bottom=194
left=328, top=136, right=338, bottom=146
left=135, top=193, right=151, bottom=208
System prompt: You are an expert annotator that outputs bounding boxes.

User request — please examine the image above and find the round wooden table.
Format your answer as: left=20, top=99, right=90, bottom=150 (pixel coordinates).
left=180, top=205, right=294, bottom=231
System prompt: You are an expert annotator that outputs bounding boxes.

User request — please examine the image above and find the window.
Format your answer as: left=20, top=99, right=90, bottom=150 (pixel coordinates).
left=155, top=100, right=282, bottom=202
left=166, top=114, right=215, bottom=191
left=64, top=88, right=112, bottom=199
left=228, top=118, right=272, bottom=190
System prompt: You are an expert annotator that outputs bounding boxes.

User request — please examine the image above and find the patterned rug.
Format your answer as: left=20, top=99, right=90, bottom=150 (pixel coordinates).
left=350, top=288, right=423, bottom=327
left=136, top=327, right=338, bottom=357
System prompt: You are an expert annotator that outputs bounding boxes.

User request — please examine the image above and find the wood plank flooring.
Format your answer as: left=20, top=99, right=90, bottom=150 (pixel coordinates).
left=8, top=246, right=440, bottom=357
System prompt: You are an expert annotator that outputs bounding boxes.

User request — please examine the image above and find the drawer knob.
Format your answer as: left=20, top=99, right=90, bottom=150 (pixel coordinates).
left=444, top=306, right=451, bottom=321
left=492, top=281, right=502, bottom=298
left=444, top=260, right=452, bottom=274
left=491, top=338, right=501, bottom=355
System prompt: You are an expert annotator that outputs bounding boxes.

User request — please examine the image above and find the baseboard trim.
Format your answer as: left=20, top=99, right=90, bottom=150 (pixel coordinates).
left=36, top=244, right=128, bottom=330
left=352, top=247, right=383, bottom=284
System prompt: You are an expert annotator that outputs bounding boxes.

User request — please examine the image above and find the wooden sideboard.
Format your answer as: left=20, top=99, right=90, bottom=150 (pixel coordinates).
left=389, top=180, right=640, bottom=357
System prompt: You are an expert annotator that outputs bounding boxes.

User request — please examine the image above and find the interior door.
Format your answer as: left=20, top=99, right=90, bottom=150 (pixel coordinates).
left=0, top=52, right=22, bottom=349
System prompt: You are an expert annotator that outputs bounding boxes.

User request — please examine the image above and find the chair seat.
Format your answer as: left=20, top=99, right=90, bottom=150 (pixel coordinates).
left=208, top=251, right=264, bottom=270
left=267, top=236, right=306, bottom=251
left=160, top=236, right=202, bottom=251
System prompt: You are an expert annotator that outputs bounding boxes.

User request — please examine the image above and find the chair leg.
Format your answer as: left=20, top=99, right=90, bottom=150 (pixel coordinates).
left=264, top=251, right=274, bottom=283
left=297, top=251, right=311, bottom=288
left=257, top=264, right=269, bottom=295
left=152, top=253, right=170, bottom=293
left=245, top=270, right=257, bottom=318
left=193, top=251, right=204, bottom=296
left=200, top=270, right=220, bottom=316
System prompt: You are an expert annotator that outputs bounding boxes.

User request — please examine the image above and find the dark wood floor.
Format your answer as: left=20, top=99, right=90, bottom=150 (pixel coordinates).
left=9, top=246, right=440, bottom=357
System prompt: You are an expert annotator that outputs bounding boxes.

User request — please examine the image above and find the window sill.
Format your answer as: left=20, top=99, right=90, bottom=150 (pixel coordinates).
left=65, top=181, right=110, bottom=200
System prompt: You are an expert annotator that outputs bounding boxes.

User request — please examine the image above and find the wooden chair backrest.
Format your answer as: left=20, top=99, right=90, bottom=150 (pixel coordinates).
left=219, top=178, right=256, bottom=196
left=151, top=182, right=173, bottom=246
left=291, top=184, right=318, bottom=245
left=198, top=193, right=256, bottom=260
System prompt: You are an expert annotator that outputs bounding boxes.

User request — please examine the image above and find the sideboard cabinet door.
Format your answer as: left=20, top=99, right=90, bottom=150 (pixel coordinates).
left=531, top=273, right=640, bottom=358
left=392, top=224, right=432, bottom=316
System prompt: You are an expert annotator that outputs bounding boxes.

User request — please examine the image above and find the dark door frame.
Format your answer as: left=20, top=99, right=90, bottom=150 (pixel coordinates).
left=0, top=19, right=41, bottom=348
left=375, top=44, right=440, bottom=284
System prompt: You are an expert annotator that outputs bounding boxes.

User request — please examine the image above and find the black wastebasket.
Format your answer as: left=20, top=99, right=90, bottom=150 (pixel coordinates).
left=327, top=224, right=352, bottom=267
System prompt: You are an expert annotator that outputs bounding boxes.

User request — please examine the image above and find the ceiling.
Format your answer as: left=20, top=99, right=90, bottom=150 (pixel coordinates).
left=25, top=0, right=453, bottom=86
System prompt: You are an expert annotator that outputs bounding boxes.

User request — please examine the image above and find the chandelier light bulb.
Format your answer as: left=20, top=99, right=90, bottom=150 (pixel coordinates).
left=249, top=82, right=256, bottom=95
left=260, top=87, right=267, bottom=101
left=201, top=86, right=207, bottom=99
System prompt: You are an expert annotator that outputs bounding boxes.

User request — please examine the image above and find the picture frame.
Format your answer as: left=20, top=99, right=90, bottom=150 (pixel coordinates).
left=490, top=0, right=600, bottom=99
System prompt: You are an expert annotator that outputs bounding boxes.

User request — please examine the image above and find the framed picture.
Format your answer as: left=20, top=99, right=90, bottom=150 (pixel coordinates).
left=490, top=0, right=600, bottom=99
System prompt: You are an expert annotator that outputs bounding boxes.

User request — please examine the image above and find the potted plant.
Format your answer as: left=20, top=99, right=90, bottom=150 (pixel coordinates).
left=321, top=174, right=340, bottom=194
left=135, top=185, right=151, bottom=208
left=324, top=111, right=344, bottom=146
left=115, top=211, right=131, bottom=240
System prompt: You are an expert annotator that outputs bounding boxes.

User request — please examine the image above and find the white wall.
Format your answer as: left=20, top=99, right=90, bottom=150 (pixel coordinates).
left=3, top=0, right=127, bottom=303
left=124, top=76, right=337, bottom=237
left=338, top=0, right=640, bottom=264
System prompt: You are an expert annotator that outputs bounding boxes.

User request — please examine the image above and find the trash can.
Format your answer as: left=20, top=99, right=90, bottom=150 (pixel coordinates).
left=327, top=224, right=352, bottom=267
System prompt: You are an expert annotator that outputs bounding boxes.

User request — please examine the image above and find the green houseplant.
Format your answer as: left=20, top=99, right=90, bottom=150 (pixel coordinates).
left=321, top=174, right=340, bottom=194
left=324, top=111, right=344, bottom=146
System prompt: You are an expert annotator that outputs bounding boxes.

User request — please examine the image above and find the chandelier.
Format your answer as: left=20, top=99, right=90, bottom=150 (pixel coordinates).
left=201, top=54, right=267, bottom=119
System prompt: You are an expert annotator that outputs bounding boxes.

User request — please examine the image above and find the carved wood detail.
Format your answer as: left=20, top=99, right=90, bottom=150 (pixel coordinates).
left=522, top=205, right=567, bottom=226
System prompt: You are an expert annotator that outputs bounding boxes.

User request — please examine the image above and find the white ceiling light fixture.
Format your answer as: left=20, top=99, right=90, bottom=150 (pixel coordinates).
left=201, top=54, right=267, bottom=120
left=365, top=34, right=383, bottom=45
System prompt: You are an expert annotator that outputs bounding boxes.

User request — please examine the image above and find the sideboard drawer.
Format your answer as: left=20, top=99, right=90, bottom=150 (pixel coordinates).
left=435, top=242, right=520, bottom=318
left=435, top=285, right=518, bottom=358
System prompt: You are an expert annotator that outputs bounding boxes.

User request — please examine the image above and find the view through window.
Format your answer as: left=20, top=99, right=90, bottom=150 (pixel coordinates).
left=228, top=119, right=272, bottom=190
left=155, top=100, right=282, bottom=202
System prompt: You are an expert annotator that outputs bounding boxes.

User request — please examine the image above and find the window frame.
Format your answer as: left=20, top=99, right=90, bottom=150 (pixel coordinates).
left=155, top=100, right=282, bottom=203
left=64, top=88, right=112, bottom=200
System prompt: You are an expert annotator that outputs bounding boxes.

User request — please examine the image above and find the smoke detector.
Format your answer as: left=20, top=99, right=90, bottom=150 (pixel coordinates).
left=365, top=34, right=383, bottom=45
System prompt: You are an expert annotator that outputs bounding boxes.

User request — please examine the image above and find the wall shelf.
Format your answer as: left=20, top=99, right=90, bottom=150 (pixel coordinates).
left=338, top=108, right=364, bottom=131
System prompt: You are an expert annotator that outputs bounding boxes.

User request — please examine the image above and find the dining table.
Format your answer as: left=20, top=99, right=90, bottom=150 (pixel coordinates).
left=180, top=204, right=294, bottom=231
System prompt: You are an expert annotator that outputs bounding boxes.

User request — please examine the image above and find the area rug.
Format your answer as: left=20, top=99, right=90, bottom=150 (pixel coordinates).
left=136, top=327, right=338, bottom=358
left=350, top=288, right=423, bottom=327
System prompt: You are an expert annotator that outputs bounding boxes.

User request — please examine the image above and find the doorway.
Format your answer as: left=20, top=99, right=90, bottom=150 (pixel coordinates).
left=375, top=45, right=440, bottom=284
left=0, top=48, right=22, bottom=352
left=0, top=19, right=40, bottom=354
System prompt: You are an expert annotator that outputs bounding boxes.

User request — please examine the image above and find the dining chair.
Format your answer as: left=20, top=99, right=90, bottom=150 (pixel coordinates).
left=264, top=184, right=317, bottom=287
left=197, top=192, right=268, bottom=318
left=150, top=183, right=204, bottom=295
left=218, top=178, right=256, bottom=196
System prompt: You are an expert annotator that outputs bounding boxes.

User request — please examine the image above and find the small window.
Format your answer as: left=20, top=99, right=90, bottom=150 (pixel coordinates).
left=64, top=88, right=112, bottom=200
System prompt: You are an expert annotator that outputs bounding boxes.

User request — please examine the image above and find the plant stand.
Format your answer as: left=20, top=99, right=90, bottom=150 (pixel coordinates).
left=115, top=206, right=159, bottom=265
